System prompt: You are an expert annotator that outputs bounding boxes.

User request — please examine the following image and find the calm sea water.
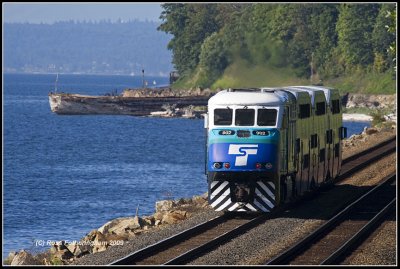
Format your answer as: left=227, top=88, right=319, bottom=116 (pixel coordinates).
left=3, top=73, right=370, bottom=257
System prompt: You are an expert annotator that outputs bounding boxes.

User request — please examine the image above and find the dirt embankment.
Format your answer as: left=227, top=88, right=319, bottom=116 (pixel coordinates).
left=342, top=93, right=396, bottom=110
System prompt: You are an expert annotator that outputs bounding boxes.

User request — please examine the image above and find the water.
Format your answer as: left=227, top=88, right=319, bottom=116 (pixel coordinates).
left=343, top=120, right=371, bottom=137
left=3, top=73, right=370, bottom=258
left=3, top=73, right=204, bottom=257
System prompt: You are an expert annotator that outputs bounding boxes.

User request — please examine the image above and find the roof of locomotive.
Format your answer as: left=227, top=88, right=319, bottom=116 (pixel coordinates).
left=290, top=85, right=339, bottom=103
left=283, top=86, right=326, bottom=105
left=208, top=88, right=289, bottom=106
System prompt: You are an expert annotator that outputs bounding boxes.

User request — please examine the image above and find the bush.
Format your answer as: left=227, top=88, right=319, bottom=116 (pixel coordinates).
left=370, top=109, right=386, bottom=126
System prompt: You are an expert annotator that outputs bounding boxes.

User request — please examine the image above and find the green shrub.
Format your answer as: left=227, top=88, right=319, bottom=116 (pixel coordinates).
left=370, top=109, right=386, bottom=126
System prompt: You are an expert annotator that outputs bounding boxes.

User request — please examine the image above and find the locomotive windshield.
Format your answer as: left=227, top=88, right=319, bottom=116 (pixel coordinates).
left=214, top=107, right=278, bottom=126
left=257, top=108, right=277, bottom=126
left=214, top=108, right=232, bottom=125
left=235, top=109, right=255, bottom=126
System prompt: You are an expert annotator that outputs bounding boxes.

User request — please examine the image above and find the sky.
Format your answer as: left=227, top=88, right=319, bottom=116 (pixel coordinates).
left=2, top=2, right=164, bottom=24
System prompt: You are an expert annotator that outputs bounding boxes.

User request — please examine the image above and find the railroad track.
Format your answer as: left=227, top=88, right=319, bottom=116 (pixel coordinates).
left=266, top=173, right=396, bottom=265
left=338, top=136, right=396, bottom=181
left=110, top=136, right=396, bottom=265
left=111, top=213, right=267, bottom=265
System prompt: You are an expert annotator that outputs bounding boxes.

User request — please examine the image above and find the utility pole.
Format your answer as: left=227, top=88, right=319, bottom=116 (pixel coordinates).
left=142, top=69, right=145, bottom=88
left=55, top=73, right=59, bottom=93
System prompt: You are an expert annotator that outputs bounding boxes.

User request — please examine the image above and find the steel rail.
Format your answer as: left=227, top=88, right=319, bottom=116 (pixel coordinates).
left=266, top=173, right=396, bottom=265
left=110, top=214, right=227, bottom=265
left=341, top=136, right=395, bottom=165
left=321, top=198, right=396, bottom=265
left=164, top=214, right=267, bottom=265
left=338, top=137, right=396, bottom=181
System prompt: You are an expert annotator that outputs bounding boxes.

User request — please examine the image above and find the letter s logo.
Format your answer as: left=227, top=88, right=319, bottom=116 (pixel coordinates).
left=228, top=144, right=258, bottom=166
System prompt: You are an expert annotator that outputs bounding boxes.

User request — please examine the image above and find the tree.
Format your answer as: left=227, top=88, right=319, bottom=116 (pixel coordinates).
left=158, top=4, right=221, bottom=76
left=336, top=4, right=380, bottom=67
left=310, top=4, right=340, bottom=75
left=199, top=32, right=228, bottom=80
left=371, top=4, right=396, bottom=72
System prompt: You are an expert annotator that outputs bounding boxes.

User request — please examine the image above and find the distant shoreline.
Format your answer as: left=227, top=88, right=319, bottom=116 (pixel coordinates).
left=3, top=72, right=169, bottom=78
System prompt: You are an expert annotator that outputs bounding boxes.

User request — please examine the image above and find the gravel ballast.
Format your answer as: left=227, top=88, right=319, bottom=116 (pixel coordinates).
left=74, top=210, right=221, bottom=265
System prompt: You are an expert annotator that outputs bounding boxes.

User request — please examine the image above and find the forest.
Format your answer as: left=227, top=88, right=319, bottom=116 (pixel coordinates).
left=158, top=3, right=396, bottom=93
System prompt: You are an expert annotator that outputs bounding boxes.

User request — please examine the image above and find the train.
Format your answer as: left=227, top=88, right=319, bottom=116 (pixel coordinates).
left=204, top=86, right=347, bottom=212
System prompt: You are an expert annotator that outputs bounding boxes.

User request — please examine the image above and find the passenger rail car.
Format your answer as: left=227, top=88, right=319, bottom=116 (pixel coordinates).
left=204, top=86, right=347, bottom=212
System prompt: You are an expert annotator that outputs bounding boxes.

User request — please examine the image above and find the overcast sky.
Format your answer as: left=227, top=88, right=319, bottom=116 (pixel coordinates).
left=3, top=3, right=164, bottom=24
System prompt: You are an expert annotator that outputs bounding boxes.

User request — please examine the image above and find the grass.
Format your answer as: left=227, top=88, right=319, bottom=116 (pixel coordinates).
left=211, top=59, right=309, bottom=90
left=323, top=70, right=396, bottom=95
left=3, top=257, right=13, bottom=265
left=50, top=255, right=63, bottom=265
left=172, top=60, right=396, bottom=95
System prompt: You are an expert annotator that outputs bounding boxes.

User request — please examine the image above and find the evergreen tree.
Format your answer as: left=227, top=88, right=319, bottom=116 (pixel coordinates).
left=336, top=4, right=380, bottom=67
left=158, top=4, right=221, bottom=76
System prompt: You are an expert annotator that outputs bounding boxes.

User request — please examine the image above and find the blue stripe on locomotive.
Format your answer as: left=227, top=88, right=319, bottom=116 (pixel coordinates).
left=208, top=128, right=279, bottom=172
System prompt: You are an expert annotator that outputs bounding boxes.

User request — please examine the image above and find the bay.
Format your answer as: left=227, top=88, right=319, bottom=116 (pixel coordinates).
left=3, top=73, right=206, bottom=257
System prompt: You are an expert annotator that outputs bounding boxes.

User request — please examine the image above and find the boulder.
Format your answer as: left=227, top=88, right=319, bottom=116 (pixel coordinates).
left=153, top=211, right=164, bottom=221
left=66, top=242, right=87, bottom=258
left=43, top=257, right=52, bottom=265
left=176, top=197, right=192, bottom=206
left=142, top=215, right=155, bottom=226
left=161, top=210, right=187, bottom=224
left=80, top=228, right=129, bottom=254
left=79, top=230, right=102, bottom=254
left=77, top=239, right=92, bottom=255
left=11, top=250, right=39, bottom=265
left=84, top=230, right=120, bottom=253
left=192, top=195, right=208, bottom=206
left=5, top=251, right=17, bottom=265
left=91, top=231, right=108, bottom=253
left=50, top=241, right=74, bottom=261
left=54, top=248, right=74, bottom=261
left=365, top=127, right=378, bottom=135
left=156, top=200, right=176, bottom=212
left=98, top=216, right=144, bottom=235
left=50, top=240, right=68, bottom=253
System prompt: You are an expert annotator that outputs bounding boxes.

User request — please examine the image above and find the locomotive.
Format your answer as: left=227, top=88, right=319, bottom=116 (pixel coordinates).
left=204, top=86, right=347, bottom=212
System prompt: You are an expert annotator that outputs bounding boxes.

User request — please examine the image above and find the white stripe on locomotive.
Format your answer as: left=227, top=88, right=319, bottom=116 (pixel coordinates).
left=211, top=188, right=231, bottom=208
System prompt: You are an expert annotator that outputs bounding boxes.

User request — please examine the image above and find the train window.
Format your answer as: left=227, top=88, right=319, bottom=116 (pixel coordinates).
left=235, top=109, right=255, bottom=126
left=332, top=100, right=341, bottom=114
left=339, top=126, right=347, bottom=139
left=295, top=138, right=301, bottom=154
left=326, top=129, right=333, bottom=144
left=303, top=154, right=309, bottom=168
left=334, top=143, right=340, bottom=157
left=316, top=102, right=326, bottom=115
left=299, top=104, right=310, bottom=119
left=310, top=134, right=318, bottom=148
left=214, top=108, right=232, bottom=125
left=320, top=148, right=326, bottom=162
left=257, top=109, right=277, bottom=126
